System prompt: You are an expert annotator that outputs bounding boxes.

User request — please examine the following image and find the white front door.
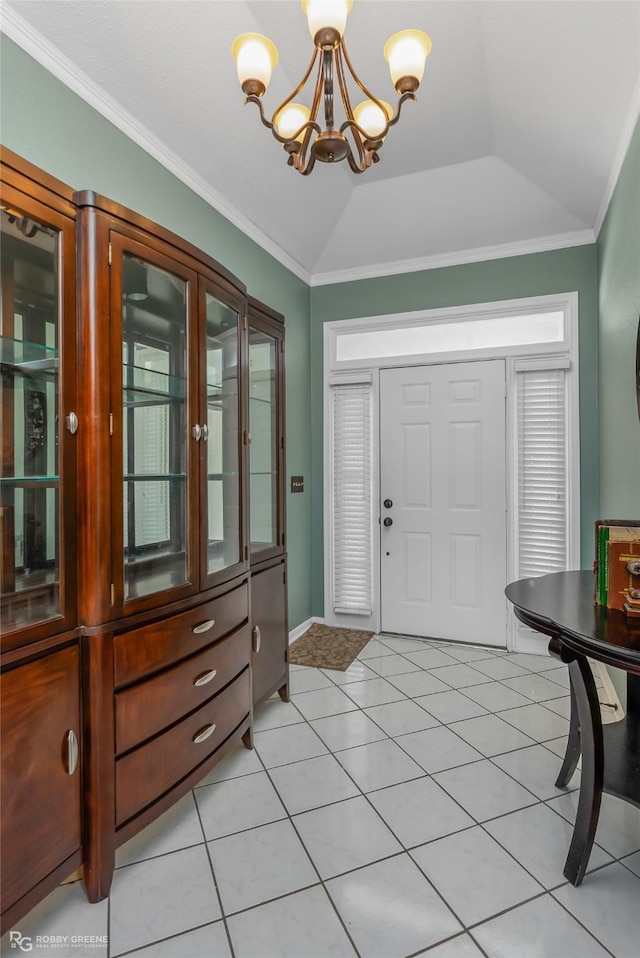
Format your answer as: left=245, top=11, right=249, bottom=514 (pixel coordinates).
left=379, top=361, right=507, bottom=646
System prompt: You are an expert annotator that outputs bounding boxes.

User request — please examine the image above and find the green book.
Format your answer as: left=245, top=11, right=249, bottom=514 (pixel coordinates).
left=598, top=525, right=610, bottom=606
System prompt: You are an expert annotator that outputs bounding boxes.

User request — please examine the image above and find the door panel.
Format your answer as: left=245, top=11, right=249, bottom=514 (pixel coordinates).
left=380, top=361, right=507, bottom=646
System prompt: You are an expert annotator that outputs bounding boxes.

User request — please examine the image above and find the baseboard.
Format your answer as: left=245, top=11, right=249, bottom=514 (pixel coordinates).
left=288, top=617, right=324, bottom=645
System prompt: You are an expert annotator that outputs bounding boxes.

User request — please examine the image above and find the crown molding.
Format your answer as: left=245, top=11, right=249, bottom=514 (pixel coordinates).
left=593, top=71, right=640, bottom=238
left=310, top=230, right=596, bottom=287
left=0, top=5, right=609, bottom=291
left=0, top=4, right=311, bottom=285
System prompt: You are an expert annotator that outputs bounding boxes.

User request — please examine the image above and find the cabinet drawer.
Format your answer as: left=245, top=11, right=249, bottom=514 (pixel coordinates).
left=1, top=646, right=82, bottom=911
left=115, top=666, right=250, bottom=827
left=114, top=582, right=248, bottom=687
left=115, top=623, right=250, bottom=755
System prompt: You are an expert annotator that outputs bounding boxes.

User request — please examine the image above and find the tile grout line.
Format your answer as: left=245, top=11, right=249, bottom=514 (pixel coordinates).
left=44, top=639, right=637, bottom=958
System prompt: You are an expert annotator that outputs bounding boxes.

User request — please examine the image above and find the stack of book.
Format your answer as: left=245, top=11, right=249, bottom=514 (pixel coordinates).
left=594, top=521, right=640, bottom=619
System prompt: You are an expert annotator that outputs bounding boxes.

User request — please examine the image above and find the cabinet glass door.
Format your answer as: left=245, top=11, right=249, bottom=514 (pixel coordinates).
left=0, top=201, right=68, bottom=632
left=121, top=252, right=190, bottom=602
left=248, top=326, right=279, bottom=555
left=203, top=289, right=241, bottom=579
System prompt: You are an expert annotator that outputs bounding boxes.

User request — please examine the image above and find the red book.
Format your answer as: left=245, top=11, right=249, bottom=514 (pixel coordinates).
left=607, top=541, right=640, bottom=611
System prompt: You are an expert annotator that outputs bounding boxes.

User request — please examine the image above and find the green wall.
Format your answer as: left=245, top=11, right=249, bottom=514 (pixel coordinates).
left=5, top=32, right=636, bottom=629
left=310, top=246, right=600, bottom=615
left=597, top=116, right=640, bottom=517
left=0, top=36, right=313, bottom=629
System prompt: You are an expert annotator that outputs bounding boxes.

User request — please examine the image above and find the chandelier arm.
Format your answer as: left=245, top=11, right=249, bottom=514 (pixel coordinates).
left=297, top=54, right=326, bottom=170
left=269, top=46, right=320, bottom=128
left=334, top=45, right=355, bottom=122
left=276, top=120, right=323, bottom=146
left=339, top=38, right=403, bottom=143
left=340, top=39, right=392, bottom=110
left=295, top=149, right=318, bottom=176
left=344, top=146, right=369, bottom=174
left=385, top=91, right=417, bottom=130
left=339, top=90, right=416, bottom=145
left=334, top=46, right=366, bottom=168
left=245, top=96, right=321, bottom=147
left=245, top=94, right=276, bottom=131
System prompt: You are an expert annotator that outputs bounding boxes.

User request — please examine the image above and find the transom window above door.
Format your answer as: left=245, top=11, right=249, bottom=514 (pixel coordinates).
left=329, top=296, right=572, bottom=370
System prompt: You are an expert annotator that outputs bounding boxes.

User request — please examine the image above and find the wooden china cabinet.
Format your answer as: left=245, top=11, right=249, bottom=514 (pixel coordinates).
left=74, top=191, right=254, bottom=903
left=0, top=150, right=81, bottom=932
left=1, top=148, right=289, bottom=932
left=247, top=297, right=289, bottom=706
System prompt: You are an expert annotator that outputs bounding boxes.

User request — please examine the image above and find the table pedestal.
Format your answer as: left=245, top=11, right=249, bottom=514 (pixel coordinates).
left=550, top=636, right=640, bottom=885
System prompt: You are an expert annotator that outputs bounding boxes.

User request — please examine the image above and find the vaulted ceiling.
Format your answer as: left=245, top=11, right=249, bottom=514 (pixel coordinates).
left=3, top=1, right=639, bottom=284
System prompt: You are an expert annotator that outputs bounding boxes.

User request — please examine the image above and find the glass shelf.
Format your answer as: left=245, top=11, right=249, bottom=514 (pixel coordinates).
left=0, top=335, right=59, bottom=373
left=124, top=473, right=187, bottom=482
left=122, top=364, right=186, bottom=404
left=0, top=476, right=59, bottom=485
left=250, top=471, right=277, bottom=477
left=206, top=472, right=239, bottom=481
left=249, top=394, right=274, bottom=406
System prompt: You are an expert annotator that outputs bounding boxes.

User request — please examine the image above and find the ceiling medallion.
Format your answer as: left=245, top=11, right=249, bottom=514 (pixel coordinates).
left=232, top=0, right=431, bottom=176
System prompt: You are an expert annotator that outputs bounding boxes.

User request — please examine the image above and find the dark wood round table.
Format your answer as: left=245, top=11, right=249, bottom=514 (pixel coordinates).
left=506, top=570, right=640, bottom=886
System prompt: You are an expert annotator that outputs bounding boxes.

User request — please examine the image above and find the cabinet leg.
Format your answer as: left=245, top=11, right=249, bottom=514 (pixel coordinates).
left=242, top=726, right=254, bottom=750
left=563, top=654, right=603, bottom=886
left=555, top=681, right=581, bottom=788
left=278, top=682, right=290, bottom=703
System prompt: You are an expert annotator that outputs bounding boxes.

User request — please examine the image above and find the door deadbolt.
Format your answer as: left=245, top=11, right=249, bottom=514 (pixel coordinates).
left=383, top=499, right=393, bottom=509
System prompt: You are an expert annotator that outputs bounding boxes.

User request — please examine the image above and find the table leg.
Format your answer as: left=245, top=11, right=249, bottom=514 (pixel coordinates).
left=627, top=673, right=640, bottom=717
left=563, top=653, right=604, bottom=886
left=555, top=680, right=581, bottom=788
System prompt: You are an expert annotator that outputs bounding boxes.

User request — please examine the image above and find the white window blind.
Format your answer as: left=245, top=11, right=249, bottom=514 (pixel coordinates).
left=517, top=368, right=568, bottom=577
left=133, top=404, right=170, bottom=546
left=331, top=383, right=372, bottom=614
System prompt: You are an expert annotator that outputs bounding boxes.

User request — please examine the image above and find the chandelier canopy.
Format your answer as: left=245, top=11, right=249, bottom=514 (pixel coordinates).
left=232, top=1, right=431, bottom=176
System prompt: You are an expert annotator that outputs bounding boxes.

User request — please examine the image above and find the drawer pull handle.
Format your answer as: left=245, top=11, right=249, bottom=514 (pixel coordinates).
left=252, top=626, right=261, bottom=654
left=194, top=669, right=218, bottom=687
left=192, top=619, right=215, bottom=634
left=193, top=723, right=217, bottom=744
left=66, top=729, right=79, bottom=776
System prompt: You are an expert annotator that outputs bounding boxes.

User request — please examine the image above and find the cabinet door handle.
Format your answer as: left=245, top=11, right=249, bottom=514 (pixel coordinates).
left=65, top=729, right=79, bottom=775
left=193, top=723, right=216, bottom=744
left=66, top=412, right=79, bottom=435
left=194, top=668, right=218, bottom=687
left=201, top=423, right=209, bottom=442
left=192, top=619, right=215, bottom=634
left=252, top=626, right=261, bottom=653
left=192, top=424, right=202, bottom=441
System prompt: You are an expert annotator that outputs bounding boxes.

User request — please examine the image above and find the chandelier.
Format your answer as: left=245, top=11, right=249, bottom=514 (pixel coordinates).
left=232, top=1, right=431, bottom=176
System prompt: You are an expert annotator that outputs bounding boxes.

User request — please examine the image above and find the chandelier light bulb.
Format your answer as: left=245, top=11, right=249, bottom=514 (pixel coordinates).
left=301, top=0, right=353, bottom=44
left=384, top=29, right=432, bottom=93
left=274, top=103, right=311, bottom=142
left=231, top=33, right=279, bottom=96
left=353, top=100, right=392, bottom=140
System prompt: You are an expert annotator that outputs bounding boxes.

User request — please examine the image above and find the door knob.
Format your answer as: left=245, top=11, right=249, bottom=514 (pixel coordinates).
left=383, top=517, right=393, bottom=527
left=383, top=499, right=393, bottom=509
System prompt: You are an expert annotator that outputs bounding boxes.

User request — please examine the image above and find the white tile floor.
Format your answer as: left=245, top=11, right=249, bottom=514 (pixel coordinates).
left=4, top=635, right=640, bottom=958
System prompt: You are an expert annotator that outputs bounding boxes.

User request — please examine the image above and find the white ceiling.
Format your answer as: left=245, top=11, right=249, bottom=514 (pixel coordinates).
left=3, top=1, right=640, bottom=284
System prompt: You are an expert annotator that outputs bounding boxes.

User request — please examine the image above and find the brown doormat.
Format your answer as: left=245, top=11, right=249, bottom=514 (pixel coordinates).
left=289, top=623, right=374, bottom=671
